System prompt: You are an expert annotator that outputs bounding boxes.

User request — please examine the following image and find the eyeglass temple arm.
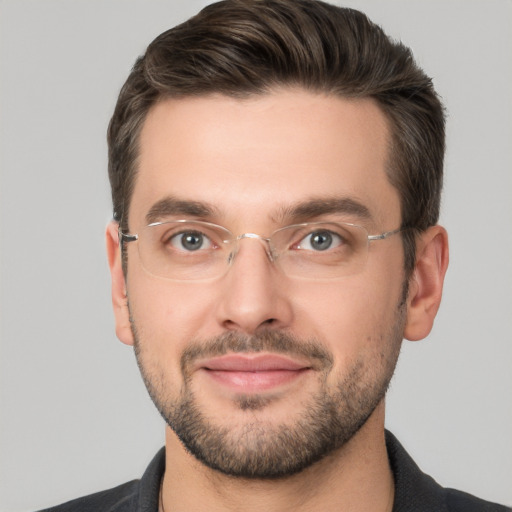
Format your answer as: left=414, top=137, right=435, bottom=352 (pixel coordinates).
left=118, top=230, right=138, bottom=251
left=367, top=228, right=402, bottom=241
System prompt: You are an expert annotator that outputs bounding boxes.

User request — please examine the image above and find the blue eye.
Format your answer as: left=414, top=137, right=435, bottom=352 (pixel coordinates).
left=299, top=230, right=343, bottom=251
left=170, top=231, right=212, bottom=251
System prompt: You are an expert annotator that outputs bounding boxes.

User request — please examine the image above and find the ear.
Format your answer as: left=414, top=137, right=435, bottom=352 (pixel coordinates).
left=106, top=221, right=134, bottom=346
left=404, top=225, right=449, bottom=341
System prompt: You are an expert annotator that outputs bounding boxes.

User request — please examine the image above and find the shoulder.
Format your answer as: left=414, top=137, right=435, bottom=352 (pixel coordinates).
left=444, top=488, right=511, bottom=512
left=36, top=480, right=139, bottom=512
left=36, top=448, right=165, bottom=512
left=385, top=431, right=511, bottom=512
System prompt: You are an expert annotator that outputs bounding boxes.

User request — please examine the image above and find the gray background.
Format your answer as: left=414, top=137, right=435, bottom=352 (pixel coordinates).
left=1, top=1, right=511, bottom=510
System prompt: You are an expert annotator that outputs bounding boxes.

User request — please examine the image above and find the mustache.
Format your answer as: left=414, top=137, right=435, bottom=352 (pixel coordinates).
left=180, top=330, right=334, bottom=376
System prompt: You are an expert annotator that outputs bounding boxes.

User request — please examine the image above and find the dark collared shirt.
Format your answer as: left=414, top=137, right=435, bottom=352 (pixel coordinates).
left=38, top=431, right=511, bottom=512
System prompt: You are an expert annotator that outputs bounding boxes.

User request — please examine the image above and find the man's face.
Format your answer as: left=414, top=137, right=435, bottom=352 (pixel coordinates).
left=119, top=90, right=408, bottom=477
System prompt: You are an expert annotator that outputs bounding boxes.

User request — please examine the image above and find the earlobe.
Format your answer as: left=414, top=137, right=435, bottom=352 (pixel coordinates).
left=106, top=221, right=134, bottom=346
left=404, top=225, right=449, bottom=341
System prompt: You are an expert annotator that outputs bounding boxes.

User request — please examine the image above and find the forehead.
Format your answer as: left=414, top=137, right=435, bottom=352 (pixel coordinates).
left=130, top=89, right=400, bottom=229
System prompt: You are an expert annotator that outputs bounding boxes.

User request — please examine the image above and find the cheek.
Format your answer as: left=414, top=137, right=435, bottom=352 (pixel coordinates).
left=127, top=274, right=219, bottom=358
left=290, top=271, right=404, bottom=362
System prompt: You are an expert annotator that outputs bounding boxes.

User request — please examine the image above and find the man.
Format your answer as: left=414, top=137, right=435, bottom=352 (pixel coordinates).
left=38, top=0, right=509, bottom=511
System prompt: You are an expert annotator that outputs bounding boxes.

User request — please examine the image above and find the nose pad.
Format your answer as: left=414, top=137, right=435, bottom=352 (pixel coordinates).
left=230, top=234, right=275, bottom=266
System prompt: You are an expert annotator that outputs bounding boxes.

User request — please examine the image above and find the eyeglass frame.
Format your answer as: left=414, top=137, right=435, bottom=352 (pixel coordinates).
left=118, top=219, right=404, bottom=281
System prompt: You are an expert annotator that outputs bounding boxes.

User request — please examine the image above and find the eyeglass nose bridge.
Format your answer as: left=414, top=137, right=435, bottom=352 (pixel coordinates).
left=228, top=232, right=276, bottom=265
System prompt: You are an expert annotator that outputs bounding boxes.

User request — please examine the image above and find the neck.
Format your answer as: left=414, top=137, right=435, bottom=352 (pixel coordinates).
left=160, top=403, right=394, bottom=512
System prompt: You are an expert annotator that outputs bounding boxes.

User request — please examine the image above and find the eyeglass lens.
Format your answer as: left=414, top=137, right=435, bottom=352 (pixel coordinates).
left=133, top=220, right=371, bottom=280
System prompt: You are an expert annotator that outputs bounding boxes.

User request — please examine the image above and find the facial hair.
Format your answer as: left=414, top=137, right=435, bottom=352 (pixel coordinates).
left=131, top=288, right=406, bottom=480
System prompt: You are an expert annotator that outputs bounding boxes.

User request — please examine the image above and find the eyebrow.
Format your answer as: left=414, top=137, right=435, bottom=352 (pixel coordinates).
left=275, top=197, right=373, bottom=224
left=144, top=195, right=372, bottom=226
left=145, top=197, right=219, bottom=224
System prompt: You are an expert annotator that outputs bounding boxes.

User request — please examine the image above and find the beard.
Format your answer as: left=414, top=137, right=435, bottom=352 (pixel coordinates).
left=132, top=300, right=405, bottom=479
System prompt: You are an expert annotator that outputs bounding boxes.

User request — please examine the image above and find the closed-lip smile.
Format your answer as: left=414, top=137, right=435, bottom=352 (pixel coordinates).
left=196, top=353, right=312, bottom=392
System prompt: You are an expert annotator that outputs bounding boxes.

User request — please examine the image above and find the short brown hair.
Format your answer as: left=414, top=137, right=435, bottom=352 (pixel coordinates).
left=107, top=0, right=445, bottom=274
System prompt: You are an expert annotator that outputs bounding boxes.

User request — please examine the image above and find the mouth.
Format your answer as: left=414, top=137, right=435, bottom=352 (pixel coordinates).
left=197, top=353, right=313, bottom=392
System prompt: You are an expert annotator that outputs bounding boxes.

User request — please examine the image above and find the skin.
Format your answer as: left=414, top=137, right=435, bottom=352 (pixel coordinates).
left=106, top=89, right=449, bottom=512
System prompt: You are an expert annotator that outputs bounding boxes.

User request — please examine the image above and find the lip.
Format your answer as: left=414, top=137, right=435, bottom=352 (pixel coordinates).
left=201, top=354, right=310, bottom=372
left=198, top=354, right=312, bottom=392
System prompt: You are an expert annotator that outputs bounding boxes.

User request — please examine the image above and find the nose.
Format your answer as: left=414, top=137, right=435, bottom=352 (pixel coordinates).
left=229, top=233, right=276, bottom=265
left=215, top=236, right=294, bottom=334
